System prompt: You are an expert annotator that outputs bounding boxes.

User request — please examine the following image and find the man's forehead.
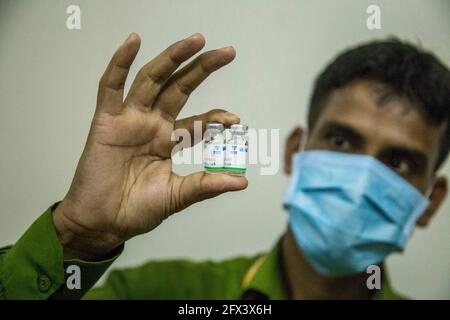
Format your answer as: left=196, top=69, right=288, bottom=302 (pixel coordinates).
left=312, top=80, right=446, bottom=163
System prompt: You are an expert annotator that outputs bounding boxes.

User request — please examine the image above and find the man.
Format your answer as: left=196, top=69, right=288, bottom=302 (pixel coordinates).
left=0, top=33, right=448, bottom=300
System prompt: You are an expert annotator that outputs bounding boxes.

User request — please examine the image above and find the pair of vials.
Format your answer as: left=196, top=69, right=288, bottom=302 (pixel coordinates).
left=203, top=123, right=248, bottom=176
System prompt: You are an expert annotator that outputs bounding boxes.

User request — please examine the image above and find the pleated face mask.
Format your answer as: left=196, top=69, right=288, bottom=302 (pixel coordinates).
left=283, top=150, right=430, bottom=277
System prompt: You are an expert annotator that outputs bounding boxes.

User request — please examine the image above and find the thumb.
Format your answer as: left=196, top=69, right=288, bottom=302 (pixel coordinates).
left=171, top=172, right=248, bottom=213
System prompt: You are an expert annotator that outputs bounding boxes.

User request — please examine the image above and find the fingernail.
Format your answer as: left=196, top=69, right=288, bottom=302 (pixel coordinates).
left=124, top=33, right=133, bottom=44
left=226, top=113, right=240, bottom=123
left=221, top=46, right=234, bottom=51
left=187, top=33, right=201, bottom=40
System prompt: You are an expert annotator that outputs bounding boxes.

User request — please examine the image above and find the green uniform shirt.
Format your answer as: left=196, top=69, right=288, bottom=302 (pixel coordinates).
left=0, top=205, right=405, bottom=300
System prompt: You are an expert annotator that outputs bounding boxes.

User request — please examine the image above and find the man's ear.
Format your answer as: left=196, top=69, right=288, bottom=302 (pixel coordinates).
left=416, top=176, right=448, bottom=227
left=284, top=126, right=304, bottom=175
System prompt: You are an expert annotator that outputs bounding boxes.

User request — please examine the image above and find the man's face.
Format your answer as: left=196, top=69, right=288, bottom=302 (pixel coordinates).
left=305, top=80, right=446, bottom=193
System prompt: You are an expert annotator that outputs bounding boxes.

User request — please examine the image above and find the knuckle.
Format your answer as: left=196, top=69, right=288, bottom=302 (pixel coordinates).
left=98, top=75, right=107, bottom=88
left=175, top=79, right=195, bottom=96
left=139, top=69, right=165, bottom=86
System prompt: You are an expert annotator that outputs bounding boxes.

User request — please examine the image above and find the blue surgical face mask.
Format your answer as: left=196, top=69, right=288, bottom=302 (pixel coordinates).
left=283, top=150, right=430, bottom=277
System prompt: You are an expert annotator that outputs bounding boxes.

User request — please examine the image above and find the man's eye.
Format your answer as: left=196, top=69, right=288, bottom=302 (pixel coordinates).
left=388, top=157, right=410, bottom=175
left=329, top=134, right=350, bottom=149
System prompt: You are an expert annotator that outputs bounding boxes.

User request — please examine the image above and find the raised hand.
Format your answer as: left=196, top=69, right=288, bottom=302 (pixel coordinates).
left=53, top=33, right=247, bottom=260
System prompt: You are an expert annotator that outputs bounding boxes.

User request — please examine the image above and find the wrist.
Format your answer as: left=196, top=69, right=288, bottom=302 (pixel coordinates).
left=52, top=199, right=123, bottom=261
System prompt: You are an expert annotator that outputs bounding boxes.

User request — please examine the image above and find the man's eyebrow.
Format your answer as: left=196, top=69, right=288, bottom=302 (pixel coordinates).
left=320, top=121, right=365, bottom=143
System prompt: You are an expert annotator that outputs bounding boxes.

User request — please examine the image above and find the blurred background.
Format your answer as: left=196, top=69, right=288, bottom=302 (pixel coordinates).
left=0, top=0, right=449, bottom=299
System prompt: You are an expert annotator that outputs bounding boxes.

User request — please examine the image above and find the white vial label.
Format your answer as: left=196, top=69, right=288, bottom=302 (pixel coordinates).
left=204, top=143, right=225, bottom=170
left=224, top=144, right=248, bottom=172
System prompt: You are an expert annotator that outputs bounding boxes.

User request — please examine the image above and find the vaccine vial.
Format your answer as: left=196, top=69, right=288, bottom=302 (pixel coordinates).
left=203, top=122, right=225, bottom=173
left=224, top=124, right=248, bottom=176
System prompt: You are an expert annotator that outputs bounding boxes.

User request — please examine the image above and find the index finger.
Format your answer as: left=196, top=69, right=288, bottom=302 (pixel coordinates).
left=97, top=33, right=141, bottom=113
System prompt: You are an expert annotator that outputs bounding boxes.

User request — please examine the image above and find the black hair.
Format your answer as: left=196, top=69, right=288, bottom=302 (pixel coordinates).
left=308, top=39, right=450, bottom=169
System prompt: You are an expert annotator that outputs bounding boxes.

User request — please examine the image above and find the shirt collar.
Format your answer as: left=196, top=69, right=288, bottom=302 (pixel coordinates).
left=241, top=240, right=403, bottom=300
left=241, top=240, right=285, bottom=299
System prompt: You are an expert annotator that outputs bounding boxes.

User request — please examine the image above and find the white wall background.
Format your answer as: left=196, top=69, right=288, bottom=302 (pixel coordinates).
left=0, top=0, right=449, bottom=299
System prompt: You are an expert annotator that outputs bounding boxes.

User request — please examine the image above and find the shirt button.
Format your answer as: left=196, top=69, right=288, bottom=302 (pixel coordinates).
left=38, top=275, right=51, bottom=292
